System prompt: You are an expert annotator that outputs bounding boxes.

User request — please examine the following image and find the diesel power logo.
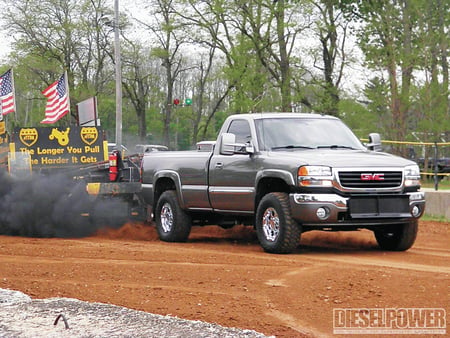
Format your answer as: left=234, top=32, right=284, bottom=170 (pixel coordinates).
left=80, top=127, right=98, bottom=145
left=333, top=308, right=446, bottom=335
left=19, top=128, right=39, bottom=147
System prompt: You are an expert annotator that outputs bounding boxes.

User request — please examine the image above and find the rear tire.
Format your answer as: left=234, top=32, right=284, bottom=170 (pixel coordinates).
left=374, top=220, right=418, bottom=251
left=255, top=192, right=301, bottom=254
left=155, top=190, right=191, bottom=242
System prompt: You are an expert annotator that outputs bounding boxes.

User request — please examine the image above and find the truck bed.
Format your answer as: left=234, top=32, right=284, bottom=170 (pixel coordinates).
left=141, top=150, right=213, bottom=209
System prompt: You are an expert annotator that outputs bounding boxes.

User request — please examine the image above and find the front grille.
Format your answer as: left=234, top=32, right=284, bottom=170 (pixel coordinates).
left=349, top=195, right=410, bottom=218
left=338, top=171, right=403, bottom=189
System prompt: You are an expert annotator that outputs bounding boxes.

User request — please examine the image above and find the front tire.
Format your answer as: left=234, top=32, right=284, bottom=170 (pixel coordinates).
left=155, top=190, right=191, bottom=242
left=255, top=192, right=301, bottom=254
left=374, top=220, right=418, bottom=251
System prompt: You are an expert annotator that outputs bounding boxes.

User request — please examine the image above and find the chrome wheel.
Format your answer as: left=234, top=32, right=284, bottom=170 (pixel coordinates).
left=155, top=191, right=191, bottom=242
left=256, top=193, right=301, bottom=254
left=160, top=202, right=174, bottom=233
left=262, top=207, right=280, bottom=242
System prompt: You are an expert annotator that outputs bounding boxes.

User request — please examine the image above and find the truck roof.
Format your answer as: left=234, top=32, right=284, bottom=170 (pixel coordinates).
left=226, top=112, right=338, bottom=121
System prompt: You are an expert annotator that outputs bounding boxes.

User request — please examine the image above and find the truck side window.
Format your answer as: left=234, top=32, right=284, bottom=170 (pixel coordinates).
left=227, top=120, right=251, bottom=144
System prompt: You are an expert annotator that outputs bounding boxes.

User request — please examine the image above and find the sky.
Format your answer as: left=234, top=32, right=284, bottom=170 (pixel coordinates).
left=0, top=27, right=12, bottom=61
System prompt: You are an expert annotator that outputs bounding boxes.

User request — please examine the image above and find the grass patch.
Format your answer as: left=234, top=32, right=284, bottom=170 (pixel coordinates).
left=421, top=177, right=450, bottom=190
left=422, top=214, right=449, bottom=222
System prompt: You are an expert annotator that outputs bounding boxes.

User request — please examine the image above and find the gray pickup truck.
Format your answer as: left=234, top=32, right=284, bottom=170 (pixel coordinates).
left=141, top=113, right=425, bottom=254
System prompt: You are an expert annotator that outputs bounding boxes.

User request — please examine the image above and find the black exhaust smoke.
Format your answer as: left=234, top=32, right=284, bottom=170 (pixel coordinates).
left=0, top=169, right=128, bottom=238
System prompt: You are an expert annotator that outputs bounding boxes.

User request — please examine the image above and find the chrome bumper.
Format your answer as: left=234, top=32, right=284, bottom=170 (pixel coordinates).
left=289, top=191, right=426, bottom=224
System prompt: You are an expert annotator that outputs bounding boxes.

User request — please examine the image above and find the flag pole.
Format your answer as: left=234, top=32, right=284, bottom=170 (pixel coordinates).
left=64, top=70, right=71, bottom=124
left=114, top=0, right=123, bottom=149
left=11, top=68, right=17, bottom=123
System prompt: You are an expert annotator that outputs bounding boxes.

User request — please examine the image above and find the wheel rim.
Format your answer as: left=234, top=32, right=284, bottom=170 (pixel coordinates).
left=160, top=202, right=174, bottom=233
left=262, top=207, right=280, bottom=242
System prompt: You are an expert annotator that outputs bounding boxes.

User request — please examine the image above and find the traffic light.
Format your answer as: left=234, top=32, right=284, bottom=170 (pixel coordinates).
left=185, top=98, right=192, bottom=106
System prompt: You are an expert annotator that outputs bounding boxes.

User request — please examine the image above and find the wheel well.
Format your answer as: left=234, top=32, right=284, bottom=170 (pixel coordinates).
left=255, top=177, right=290, bottom=207
left=154, top=177, right=176, bottom=209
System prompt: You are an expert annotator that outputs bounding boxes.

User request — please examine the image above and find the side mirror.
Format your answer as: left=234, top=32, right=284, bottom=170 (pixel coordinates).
left=220, top=133, right=254, bottom=155
left=244, top=141, right=255, bottom=154
left=367, top=133, right=382, bottom=152
left=220, top=133, right=236, bottom=155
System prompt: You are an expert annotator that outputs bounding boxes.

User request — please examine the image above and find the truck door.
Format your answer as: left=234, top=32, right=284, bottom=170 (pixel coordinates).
left=209, top=119, right=256, bottom=212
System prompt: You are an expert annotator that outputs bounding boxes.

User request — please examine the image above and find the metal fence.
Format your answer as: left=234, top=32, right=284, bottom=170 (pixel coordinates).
left=362, top=139, right=450, bottom=191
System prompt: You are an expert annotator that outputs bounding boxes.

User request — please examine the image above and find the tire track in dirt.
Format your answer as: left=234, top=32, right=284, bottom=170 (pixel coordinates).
left=257, top=243, right=450, bottom=337
left=409, top=246, right=450, bottom=257
left=299, top=253, right=450, bottom=274
left=267, top=309, right=329, bottom=338
left=4, top=238, right=448, bottom=274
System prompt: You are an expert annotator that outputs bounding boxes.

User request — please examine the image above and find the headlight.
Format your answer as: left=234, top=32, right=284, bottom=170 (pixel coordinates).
left=298, top=166, right=333, bottom=187
left=405, top=164, right=420, bottom=177
left=404, top=164, right=421, bottom=187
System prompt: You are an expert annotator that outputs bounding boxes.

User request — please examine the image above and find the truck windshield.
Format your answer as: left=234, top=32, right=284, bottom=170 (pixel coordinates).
left=255, top=117, right=365, bottom=151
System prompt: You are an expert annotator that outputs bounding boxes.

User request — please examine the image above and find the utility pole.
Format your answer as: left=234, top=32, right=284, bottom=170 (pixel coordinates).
left=114, top=0, right=122, bottom=148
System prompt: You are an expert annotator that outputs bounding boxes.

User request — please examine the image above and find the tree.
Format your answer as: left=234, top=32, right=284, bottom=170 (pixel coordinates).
left=414, top=0, right=449, bottom=142
left=309, top=0, right=353, bottom=116
left=1, top=0, right=116, bottom=126
left=340, top=0, right=447, bottom=155
left=138, top=0, right=189, bottom=148
left=237, top=0, right=295, bottom=111
left=121, top=41, right=157, bottom=142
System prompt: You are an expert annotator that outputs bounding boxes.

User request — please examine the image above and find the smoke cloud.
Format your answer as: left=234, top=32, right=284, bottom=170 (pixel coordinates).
left=0, top=169, right=129, bottom=238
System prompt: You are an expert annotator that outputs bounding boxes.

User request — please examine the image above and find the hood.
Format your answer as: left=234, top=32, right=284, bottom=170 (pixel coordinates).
left=267, top=149, right=415, bottom=168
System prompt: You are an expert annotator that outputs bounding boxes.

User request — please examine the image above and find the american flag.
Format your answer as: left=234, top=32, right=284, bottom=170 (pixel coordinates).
left=0, top=69, right=16, bottom=115
left=41, top=72, right=70, bottom=124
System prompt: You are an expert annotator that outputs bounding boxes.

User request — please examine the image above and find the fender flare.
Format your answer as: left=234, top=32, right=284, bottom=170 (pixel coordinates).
left=255, top=169, right=295, bottom=186
left=153, top=170, right=186, bottom=209
left=254, top=169, right=295, bottom=206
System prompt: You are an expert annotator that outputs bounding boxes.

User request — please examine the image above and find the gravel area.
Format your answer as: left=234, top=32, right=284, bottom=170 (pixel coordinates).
left=0, top=289, right=271, bottom=338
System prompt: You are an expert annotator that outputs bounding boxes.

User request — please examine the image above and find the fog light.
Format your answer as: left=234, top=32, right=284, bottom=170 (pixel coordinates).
left=411, top=205, right=421, bottom=218
left=316, top=207, right=329, bottom=220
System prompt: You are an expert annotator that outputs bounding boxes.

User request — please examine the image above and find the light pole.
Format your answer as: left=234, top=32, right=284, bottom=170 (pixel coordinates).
left=114, top=0, right=122, bottom=149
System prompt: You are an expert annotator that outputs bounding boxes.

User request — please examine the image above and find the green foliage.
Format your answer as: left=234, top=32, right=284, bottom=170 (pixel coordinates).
left=339, top=98, right=375, bottom=138
left=1, top=0, right=448, bottom=149
left=1, top=0, right=115, bottom=128
left=222, top=37, right=274, bottom=113
left=413, top=81, right=450, bottom=141
left=341, top=0, right=449, bottom=144
left=363, top=77, right=392, bottom=135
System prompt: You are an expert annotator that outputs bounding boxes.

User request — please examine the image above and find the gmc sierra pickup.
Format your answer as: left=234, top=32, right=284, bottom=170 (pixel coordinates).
left=141, top=113, right=425, bottom=254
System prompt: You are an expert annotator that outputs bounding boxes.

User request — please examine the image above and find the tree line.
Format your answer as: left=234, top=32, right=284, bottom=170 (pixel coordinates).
left=1, top=0, right=448, bottom=154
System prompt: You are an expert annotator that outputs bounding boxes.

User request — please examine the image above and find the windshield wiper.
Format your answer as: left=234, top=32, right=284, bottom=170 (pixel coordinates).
left=271, top=145, right=314, bottom=150
left=317, top=145, right=356, bottom=150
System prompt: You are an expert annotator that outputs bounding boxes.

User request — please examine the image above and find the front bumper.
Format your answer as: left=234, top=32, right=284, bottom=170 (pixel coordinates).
left=289, top=191, right=426, bottom=226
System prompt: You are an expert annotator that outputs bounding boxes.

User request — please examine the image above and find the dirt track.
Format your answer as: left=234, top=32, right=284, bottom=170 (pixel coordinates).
left=0, top=220, right=448, bottom=337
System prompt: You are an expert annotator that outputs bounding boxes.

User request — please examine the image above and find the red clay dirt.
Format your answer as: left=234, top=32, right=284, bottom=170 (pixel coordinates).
left=0, top=220, right=448, bottom=337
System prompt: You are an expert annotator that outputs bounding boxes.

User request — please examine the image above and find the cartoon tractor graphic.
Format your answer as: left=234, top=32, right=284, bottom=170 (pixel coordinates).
left=49, top=127, right=70, bottom=146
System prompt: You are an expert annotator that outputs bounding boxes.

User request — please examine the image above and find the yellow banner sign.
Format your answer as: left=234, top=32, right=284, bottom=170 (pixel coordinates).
left=13, top=126, right=106, bottom=169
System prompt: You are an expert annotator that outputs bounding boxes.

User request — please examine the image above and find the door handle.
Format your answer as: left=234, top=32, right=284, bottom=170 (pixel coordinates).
left=215, top=162, right=224, bottom=169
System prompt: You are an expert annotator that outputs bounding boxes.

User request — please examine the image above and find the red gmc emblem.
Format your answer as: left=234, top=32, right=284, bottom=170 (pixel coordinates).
left=361, top=173, right=385, bottom=181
